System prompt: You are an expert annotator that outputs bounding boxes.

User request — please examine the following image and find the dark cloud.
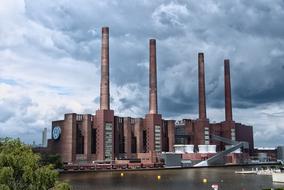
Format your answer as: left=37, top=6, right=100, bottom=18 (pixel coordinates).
left=160, top=96, right=196, bottom=117
left=233, top=55, right=284, bottom=107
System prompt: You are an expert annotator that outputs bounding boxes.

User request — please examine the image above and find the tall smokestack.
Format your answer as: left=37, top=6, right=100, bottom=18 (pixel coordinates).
left=100, top=27, right=110, bottom=110
left=224, top=59, right=233, bottom=121
left=198, top=53, right=207, bottom=120
left=149, top=39, right=158, bottom=114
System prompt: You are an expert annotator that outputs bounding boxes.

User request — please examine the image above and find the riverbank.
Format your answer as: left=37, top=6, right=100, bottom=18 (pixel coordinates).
left=60, top=162, right=282, bottom=173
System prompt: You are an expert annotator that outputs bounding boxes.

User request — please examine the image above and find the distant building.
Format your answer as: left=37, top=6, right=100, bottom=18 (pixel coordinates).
left=277, top=146, right=284, bottom=161
left=32, top=140, right=36, bottom=148
left=253, top=147, right=277, bottom=162
left=42, top=128, right=47, bottom=147
left=47, top=27, right=254, bottom=164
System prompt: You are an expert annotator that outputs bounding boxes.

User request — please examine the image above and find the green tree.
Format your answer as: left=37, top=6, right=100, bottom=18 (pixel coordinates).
left=0, top=138, right=71, bottom=190
left=39, top=154, right=63, bottom=169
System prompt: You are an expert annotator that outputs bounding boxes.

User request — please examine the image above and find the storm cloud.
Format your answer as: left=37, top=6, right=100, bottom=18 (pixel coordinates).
left=0, top=0, right=284, bottom=147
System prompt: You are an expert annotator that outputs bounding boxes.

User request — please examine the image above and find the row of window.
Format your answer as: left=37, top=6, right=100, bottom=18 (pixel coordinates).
left=118, top=117, right=135, bottom=124
left=231, top=128, right=236, bottom=141
left=76, top=115, right=83, bottom=121
left=104, top=123, right=113, bottom=160
left=154, top=125, right=161, bottom=152
left=204, top=127, right=210, bottom=145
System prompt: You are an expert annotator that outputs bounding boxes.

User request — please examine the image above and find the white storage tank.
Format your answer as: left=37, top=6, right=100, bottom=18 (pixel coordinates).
left=184, top=145, right=194, bottom=153
left=207, top=145, right=216, bottom=153
left=198, top=145, right=208, bottom=153
left=174, top=145, right=185, bottom=153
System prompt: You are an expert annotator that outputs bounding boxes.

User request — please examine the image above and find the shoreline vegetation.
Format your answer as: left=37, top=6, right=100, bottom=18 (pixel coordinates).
left=0, top=138, right=70, bottom=190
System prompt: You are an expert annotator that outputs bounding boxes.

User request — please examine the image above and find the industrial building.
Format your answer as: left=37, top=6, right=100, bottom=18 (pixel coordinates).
left=47, top=27, right=254, bottom=166
left=42, top=127, right=47, bottom=147
left=277, top=146, right=284, bottom=162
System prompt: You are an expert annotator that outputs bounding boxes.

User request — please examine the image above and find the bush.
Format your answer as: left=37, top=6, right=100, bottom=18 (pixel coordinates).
left=54, top=182, right=71, bottom=190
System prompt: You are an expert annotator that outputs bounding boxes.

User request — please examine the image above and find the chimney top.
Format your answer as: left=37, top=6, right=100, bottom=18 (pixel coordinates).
left=150, top=39, right=156, bottom=44
left=102, top=27, right=109, bottom=33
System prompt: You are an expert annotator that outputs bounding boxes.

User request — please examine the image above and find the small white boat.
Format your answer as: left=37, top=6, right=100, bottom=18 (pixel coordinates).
left=235, top=170, right=257, bottom=174
left=272, top=172, right=284, bottom=183
left=235, top=168, right=257, bottom=174
left=257, top=169, right=281, bottom=176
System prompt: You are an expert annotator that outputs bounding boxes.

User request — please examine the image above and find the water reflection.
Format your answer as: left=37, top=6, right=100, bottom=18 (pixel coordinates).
left=60, top=167, right=284, bottom=190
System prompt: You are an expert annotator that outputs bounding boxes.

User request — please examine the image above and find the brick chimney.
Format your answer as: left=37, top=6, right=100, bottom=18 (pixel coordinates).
left=198, top=52, right=207, bottom=120
left=224, top=59, right=233, bottom=121
left=100, top=27, right=110, bottom=110
left=149, top=39, right=158, bottom=114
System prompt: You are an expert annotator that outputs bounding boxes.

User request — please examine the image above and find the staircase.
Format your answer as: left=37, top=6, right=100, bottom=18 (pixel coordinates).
left=194, top=135, right=249, bottom=167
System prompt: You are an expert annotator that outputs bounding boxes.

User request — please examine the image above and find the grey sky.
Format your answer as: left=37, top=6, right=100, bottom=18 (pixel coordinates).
left=0, top=0, right=284, bottom=147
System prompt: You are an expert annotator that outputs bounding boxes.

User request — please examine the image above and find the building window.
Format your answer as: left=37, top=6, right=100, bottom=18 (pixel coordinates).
left=175, top=125, right=186, bottom=136
left=91, top=128, right=96, bottom=154
left=119, top=136, right=125, bottom=154
left=131, top=136, right=137, bottom=153
left=143, top=130, right=147, bottom=152
left=76, top=123, right=84, bottom=154
left=104, top=123, right=113, bottom=160
left=204, top=127, right=210, bottom=144
left=76, top=115, right=83, bottom=121
left=231, top=128, right=236, bottom=141
left=155, top=125, right=161, bottom=152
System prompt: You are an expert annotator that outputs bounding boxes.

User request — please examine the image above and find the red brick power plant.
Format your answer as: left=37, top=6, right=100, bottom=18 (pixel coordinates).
left=48, top=27, right=253, bottom=164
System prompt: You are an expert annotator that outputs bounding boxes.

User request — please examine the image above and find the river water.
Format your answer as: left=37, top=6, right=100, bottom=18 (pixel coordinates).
left=60, top=167, right=284, bottom=190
